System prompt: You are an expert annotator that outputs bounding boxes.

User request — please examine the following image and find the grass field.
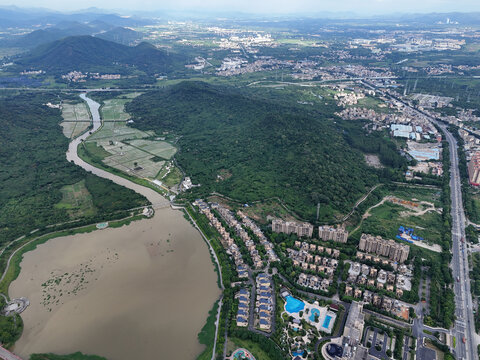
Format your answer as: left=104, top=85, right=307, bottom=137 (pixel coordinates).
left=359, top=201, right=444, bottom=245
left=55, top=180, right=96, bottom=218
left=120, top=92, right=144, bottom=99
left=352, top=96, right=391, bottom=113
left=389, top=186, right=442, bottom=207
left=83, top=142, right=112, bottom=161
left=162, top=166, right=183, bottom=187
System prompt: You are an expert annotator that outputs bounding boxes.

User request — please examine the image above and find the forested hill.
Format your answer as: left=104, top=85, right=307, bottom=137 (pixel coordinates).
left=127, top=81, right=400, bottom=222
left=0, top=92, right=148, bottom=244
left=14, top=36, right=182, bottom=75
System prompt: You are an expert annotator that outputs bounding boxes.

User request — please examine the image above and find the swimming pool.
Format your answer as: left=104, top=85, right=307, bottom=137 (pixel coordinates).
left=285, top=296, right=305, bottom=313
left=309, top=308, right=320, bottom=322
left=292, top=350, right=304, bottom=357
left=322, top=314, right=333, bottom=328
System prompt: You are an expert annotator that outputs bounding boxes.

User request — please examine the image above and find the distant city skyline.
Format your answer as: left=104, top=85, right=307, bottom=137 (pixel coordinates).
left=0, top=0, right=479, bottom=16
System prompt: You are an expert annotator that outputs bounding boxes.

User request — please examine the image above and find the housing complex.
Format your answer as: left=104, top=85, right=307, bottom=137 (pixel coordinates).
left=318, top=225, right=349, bottom=243
left=272, top=219, right=314, bottom=237
left=358, top=233, right=410, bottom=263
left=468, top=152, right=480, bottom=186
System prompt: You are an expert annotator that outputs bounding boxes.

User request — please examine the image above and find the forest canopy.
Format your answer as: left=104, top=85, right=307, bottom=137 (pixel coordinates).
left=0, top=92, right=148, bottom=244
left=127, top=81, right=405, bottom=221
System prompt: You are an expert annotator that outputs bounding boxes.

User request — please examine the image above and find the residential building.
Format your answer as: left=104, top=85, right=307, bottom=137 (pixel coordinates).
left=343, top=301, right=365, bottom=346
left=358, top=233, right=410, bottom=263
left=469, top=152, right=480, bottom=186
left=318, top=225, right=349, bottom=243
left=272, top=219, right=314, bottom=237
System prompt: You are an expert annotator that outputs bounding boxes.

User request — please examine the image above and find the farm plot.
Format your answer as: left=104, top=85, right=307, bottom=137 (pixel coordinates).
left=84, top=94, right=176, bottom=180
left=88, top=121, right=153, bottom=143
left=101, top=99, right=131, bottom=121
left=127, top=139, right=177, bottom=159
left=60, top=101, right=92, bottom=138
left=61, top=102, right=90, bottom=121
left=61, top=121, right=91, bottom=139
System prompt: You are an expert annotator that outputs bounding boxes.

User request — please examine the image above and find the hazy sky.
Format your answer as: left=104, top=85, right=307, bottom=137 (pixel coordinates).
left=1, top=0, right=479, bottom=15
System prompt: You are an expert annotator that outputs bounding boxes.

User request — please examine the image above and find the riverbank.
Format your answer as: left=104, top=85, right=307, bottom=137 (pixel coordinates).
left=8, top=93, right=221, bottom=360
left=11, top=207, right=221, bottom=360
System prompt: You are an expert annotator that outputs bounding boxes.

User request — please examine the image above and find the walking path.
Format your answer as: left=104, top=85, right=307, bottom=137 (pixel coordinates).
left=341, top=184, right=382, bottom=223
left=0, top=346, right=23, bottom=360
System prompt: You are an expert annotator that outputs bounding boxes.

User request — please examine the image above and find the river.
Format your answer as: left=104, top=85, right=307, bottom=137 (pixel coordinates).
left=10, top=93, right=221, bottom=360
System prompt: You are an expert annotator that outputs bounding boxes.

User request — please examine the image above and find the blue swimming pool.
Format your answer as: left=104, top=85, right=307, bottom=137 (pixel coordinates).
left=322, top=314, right=333, bottom=328
left=285, top=296, right=305, bottom=313
left=309, top=308, right=320, bottom=322
left=292, top=350, right=304, bottom=357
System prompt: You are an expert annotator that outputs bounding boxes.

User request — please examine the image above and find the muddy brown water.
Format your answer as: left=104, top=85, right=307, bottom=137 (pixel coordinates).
left=10, top=208, right=220, bottom=359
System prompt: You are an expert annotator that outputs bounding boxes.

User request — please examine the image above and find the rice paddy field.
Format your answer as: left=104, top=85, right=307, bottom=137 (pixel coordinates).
left=88, top=121, right=154, bottom=143
left=85, top=95, right=178, bottom=181
left=100, top=99, right=132, bottom=121
left=60, top=102, right=92, bottom=139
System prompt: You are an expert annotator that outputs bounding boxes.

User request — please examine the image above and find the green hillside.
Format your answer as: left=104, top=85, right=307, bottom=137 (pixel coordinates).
left=96, top=27, right=143, bottom=45
left=127, top=81, right=404, bottom=221
left=0, top=92, right=148, bottom=244
left=15, top=35, right=182, bottom=75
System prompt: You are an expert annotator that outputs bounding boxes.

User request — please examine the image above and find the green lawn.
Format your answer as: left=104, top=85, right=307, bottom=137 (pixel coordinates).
left=162, top=166, right=183, bottom=187
left=83, top=142, right=111, bottom=161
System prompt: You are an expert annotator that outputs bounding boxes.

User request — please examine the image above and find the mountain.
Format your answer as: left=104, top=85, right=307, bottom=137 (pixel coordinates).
left=93, top=14, right=150, bottom=27
left=12, top=22, right=135, bottom=48
left=87, top=19, right=116, bottom=32
left=125, top=81, right=404, bottom=221
left=14, top=35, right=182, bottom=75
left=95, top=27, right=143, bottom=45
left=13, top=23, right=97, bottom=48
left=0, top=7, right=154, bottom=29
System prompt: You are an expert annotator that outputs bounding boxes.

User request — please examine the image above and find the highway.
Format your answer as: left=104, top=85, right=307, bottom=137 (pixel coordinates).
left=439, top=123, right=477, bottom=360
left=363, top=80, right=478, bottom=359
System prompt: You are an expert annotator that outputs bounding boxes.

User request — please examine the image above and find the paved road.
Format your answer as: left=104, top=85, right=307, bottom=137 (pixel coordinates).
left=439, top=123, right=477, bottom=360
left=367, top=83, right=478, bottom=360
left=0, top=346, right=23, bottom=360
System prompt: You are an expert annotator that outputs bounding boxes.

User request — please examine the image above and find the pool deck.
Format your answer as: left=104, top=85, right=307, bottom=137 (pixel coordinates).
left=284, top=298, right=336, bottom=334
left=228, top=348, right=256, bottom=360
